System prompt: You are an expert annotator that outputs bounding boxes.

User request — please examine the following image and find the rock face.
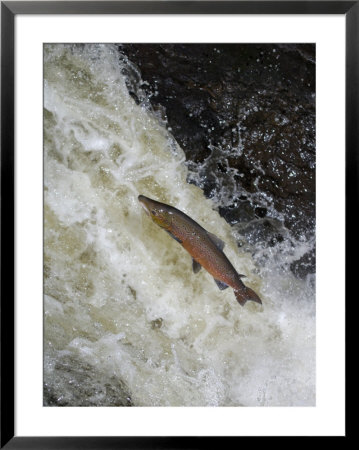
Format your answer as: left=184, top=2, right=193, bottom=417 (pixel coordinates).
left=119, top=44, right=315, bottom=277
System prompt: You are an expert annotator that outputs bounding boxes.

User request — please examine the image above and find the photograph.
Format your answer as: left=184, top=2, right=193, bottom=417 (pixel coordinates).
left=43, top=43, right=316, bottom=407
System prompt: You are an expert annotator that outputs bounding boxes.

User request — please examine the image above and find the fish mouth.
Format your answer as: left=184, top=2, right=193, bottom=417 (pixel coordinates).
left=138, top=195, right=151, bottom=216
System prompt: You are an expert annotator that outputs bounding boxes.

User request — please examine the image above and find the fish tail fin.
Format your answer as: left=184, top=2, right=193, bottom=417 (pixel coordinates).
left=234, top=287, right=262, bottom=306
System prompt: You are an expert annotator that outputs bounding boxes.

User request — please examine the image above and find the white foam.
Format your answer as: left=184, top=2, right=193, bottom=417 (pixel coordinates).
left=44, top=44, right=315, bottom=407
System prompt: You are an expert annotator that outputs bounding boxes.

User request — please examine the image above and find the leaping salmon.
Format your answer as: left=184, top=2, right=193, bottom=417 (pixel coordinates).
left=138, top=195, right=262, bottom=307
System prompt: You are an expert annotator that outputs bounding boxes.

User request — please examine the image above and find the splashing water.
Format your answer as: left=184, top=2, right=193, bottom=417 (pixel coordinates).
left=44, top=44, right=315, bottom=407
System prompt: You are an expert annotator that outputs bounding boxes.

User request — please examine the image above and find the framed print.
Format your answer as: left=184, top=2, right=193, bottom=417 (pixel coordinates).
left=1, top=1, right=354, bottom=447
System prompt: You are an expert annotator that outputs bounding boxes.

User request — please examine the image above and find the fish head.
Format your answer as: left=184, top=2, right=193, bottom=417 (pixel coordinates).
left=138, top=195, right=172, bottom=230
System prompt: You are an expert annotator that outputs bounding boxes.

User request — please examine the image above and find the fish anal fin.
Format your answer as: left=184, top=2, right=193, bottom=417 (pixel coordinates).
left=192, top=258, right=202, bottom=274
left=166, top=230, right=182, bottom=244
left=214, top=279, right=229, bottom=291
left=207, top=231, right=225, bottom=251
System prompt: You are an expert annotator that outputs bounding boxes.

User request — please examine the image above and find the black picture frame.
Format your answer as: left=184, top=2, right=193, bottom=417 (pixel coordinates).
left=1, top=1, right=354, bottom=447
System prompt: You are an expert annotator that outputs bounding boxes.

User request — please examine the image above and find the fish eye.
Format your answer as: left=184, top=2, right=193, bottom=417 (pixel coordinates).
left=151, top=210, right=157, bottom=215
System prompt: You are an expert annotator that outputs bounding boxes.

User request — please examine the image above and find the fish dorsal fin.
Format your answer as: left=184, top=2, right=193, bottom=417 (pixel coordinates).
left=207, top=231, right=225, bottom=251
left=192, top=258, right=202, bottom=273
left=166, top=230, right=183, bottom=244
left=214, top=279, right=229, bottom=290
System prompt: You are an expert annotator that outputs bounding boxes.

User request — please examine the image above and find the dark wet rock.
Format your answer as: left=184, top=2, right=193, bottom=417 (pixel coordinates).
left=44, top=354, right=132, bottom=406
left=290, top=245, right=316, bottom=279
left=151, top=318, right=163, bottom=329
left=219, top=201, right=254, bottom=225
left=236, top=217, right=285, bottom=248
left=119, top=44, right=315, bottom=277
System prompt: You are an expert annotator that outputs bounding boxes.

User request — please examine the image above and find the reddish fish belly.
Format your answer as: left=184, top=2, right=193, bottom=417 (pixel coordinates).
left=181, top=237, right=240, bottom=290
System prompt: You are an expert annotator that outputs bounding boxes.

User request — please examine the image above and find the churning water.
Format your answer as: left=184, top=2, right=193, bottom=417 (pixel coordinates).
left=44, top=44, right=315, bottom=407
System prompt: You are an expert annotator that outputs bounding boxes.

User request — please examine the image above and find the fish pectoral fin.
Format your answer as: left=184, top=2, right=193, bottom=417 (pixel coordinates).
left=207, top=231, right=225, bottom=251
left=214, top=279, right=229, bottom=290
left=192, top=258, right=202, bottom=273
left=238, top=273, right=246, bottom=278
left=165, top=230, right=183, bottom=244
